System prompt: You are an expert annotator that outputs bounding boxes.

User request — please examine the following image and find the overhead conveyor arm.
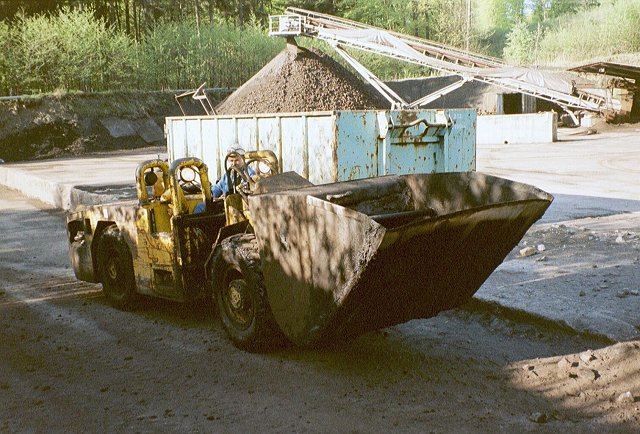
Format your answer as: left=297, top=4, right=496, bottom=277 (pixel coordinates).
left=282, top=7, right=505, bottom=69
left=331, top=44, right=407, bottom=108
left=269, top=9, right=620, bottom=115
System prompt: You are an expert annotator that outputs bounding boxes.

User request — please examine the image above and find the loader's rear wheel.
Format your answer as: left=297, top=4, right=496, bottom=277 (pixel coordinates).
left=97, top=225, right=137, bottom=309
left=212, top=234, right=286, bottom=352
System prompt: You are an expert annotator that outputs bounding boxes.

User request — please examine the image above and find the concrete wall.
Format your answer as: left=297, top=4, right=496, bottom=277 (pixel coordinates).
left=477, top=112, right=557, bottom=145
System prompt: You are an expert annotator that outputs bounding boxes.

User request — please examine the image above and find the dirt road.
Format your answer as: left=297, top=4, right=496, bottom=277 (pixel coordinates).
left=1, top=186, right=639, bottom=433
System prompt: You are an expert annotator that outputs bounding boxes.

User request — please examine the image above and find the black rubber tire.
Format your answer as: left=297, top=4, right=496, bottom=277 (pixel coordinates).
left=97, top=225, right=138, bottom=309
left=211, top=234, right=286, bottom=352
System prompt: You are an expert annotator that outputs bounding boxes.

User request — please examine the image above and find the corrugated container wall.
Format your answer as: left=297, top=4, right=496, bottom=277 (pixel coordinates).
left=165, top=109, right=476, bottom=184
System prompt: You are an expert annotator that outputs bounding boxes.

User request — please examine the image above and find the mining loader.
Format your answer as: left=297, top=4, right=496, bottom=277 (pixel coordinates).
left=67, top=151, right=553, bottom=351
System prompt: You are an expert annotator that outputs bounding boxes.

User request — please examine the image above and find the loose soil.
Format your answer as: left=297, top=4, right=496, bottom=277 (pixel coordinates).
left=215, top=45, right=388, bottom=115
left=0, top=91, right=185, bottom=163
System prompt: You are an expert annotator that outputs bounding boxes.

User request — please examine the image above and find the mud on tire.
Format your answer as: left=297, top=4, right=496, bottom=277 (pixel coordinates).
left=211, top=234, right=286, bottom=352
left=97, top=225, right=138, bottom=309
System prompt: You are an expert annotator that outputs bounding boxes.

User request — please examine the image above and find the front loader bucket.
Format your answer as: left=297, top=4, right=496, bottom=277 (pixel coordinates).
left=249, top=172, right=553, bottom=347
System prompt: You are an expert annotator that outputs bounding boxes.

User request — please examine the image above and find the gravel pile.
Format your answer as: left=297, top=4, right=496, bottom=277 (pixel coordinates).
left=215, top=45, right=388, bottom=115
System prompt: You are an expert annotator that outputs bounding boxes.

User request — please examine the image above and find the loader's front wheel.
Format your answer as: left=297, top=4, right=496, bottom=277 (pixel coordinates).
left=212, top=234, right=286, bottom=352
left=220, top=275, right=255, bottom=331
left=97, top=225, right=137, bottom=309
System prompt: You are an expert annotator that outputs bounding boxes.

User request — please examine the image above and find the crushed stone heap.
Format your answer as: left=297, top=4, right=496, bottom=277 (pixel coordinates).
left=215, top=46, right=388, bottom=115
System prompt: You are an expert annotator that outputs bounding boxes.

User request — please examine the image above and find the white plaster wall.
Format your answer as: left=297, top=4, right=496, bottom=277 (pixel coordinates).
left=477, top=112, right=557, bottom=145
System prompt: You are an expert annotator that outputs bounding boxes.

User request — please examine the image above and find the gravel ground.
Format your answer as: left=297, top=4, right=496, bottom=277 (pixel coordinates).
left=1, top=186, right=640, bottom=433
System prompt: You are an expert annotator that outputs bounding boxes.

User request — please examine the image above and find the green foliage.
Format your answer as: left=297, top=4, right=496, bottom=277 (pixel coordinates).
left=503, top=20, right=536, bottom=64
left=339, top=0, right=408, bottom=31
left=529, top=0, right=601, bottom=23
left=475, top=0, right=525, bottom=31
left=271, top=0, right=339, bottom=14
left=137, top=21, right=283, bottom=89
left=476, top=27, right=510, bottom=58
left=537, top=0, right=640, bottom=65
left=426, top=0, right=471, bottom=48
left=1, top=0, right=640, bottom=95
left=0, top=21, right=18, bottom=94
left=7, top=8, right=135, bottom=94
left=0, top=8, right=283, bottom=94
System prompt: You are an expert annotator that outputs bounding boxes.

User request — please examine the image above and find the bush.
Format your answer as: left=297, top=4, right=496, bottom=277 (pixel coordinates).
left=136, top=21, right=283, bottom=90
left=0, top=22, right=18, bottom=95
left=11, top=8, right=135, bottom=93
left=0, top=9, right=283, bottom=94
left=503, top=21, right=536, bottom=65
left=537, top=0, right=640, bottom=65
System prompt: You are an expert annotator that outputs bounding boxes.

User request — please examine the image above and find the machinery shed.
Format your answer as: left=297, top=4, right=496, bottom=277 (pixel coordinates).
left=569, top=61, right=640, bottom=122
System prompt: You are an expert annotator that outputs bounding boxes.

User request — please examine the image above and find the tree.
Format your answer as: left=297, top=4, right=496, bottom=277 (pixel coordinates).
left=271, top=0, right=339, bottom=14
left=503, top=19, right=534, bottom=64
left=337, top=0, right=408, bottom=31
left=476, top=0, right=525, bottom=30
left=0, top=0, right=60, bottom=20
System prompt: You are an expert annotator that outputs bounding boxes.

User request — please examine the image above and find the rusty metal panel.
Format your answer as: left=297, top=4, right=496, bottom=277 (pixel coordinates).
left=334, top=111, right=379, bottom=180
left=249, top=192, right=386, bottom=345
left=279, top=116, right=307, bottom=175
left=306, top=115, right=336, bottom=184
left=442, top=109, right=476, bottom=172
left=376, top=109, right=475, bottom=176
left=380, top=110, right=444, bottom=176
left=165, top=109, right=476, bottom=184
